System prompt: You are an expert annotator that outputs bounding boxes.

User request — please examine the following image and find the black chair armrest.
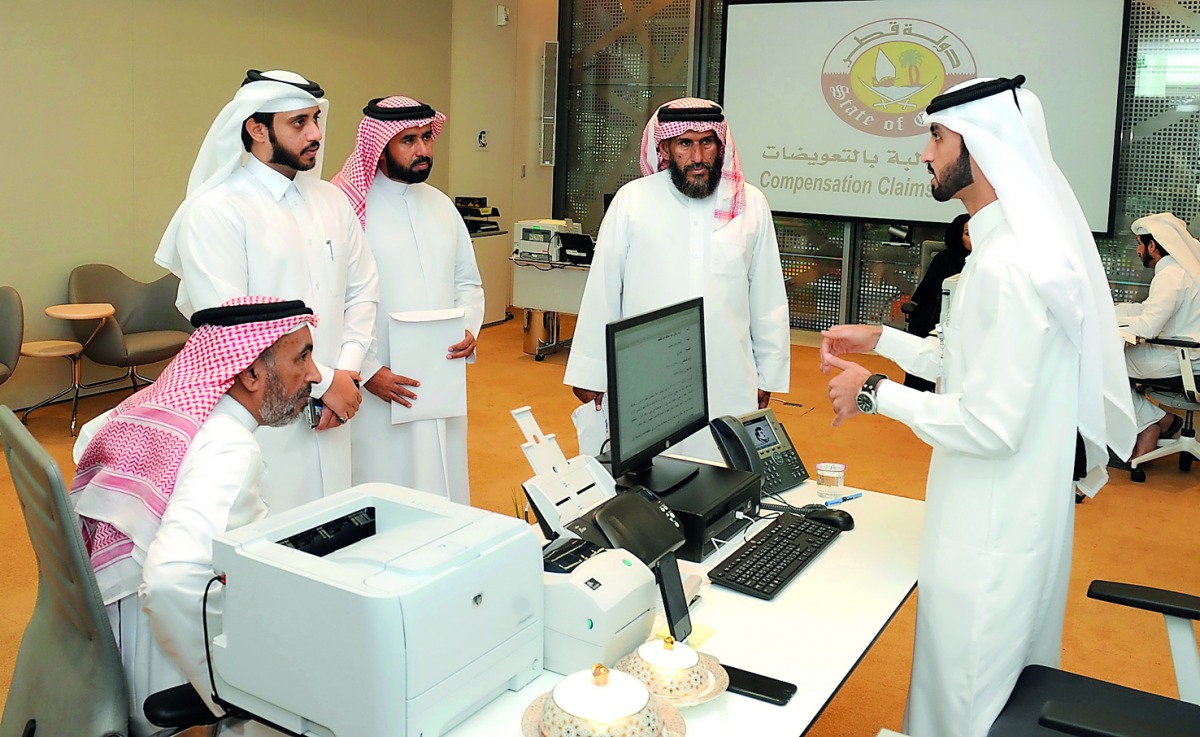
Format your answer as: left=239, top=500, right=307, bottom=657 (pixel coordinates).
left=144, top=683, right=221, bottom=728
left=1088, top=581, right=1200, bottom=621
left=1040, top=699, right=1195, bottom=737
left=1146, top=337, right=1200, bottom=349
left=900, top=301, right=917, bottom=315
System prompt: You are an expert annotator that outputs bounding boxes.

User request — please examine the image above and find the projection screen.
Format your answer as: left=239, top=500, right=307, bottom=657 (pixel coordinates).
left=721, top=0, right=1128, bottom=232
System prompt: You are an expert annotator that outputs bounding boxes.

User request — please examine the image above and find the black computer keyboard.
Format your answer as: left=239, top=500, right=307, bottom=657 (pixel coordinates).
left=706, top=512, right=841, bottom=600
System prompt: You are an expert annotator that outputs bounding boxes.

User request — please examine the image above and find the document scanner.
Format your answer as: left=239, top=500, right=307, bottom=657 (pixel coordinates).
left=210, top=484, right=544, bottom=737
left=513, top=407, right=658, bottom=669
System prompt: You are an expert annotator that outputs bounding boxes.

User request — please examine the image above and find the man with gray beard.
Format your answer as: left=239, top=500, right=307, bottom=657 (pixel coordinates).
left=565, top=98, right=790, bottom=462
left=71, top=297, right=321, bottom=736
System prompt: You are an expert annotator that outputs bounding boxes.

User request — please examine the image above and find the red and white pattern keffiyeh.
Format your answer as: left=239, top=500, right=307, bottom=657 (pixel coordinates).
left=638, top=97, right=746, bottom=222
left=332, top=96, right=447, bottom=228
left=70, top=296, right=317, bottom=604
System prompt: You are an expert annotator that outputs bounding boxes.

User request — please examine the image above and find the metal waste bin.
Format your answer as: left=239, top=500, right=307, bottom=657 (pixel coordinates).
left=523, top=309, right=560, bottom=360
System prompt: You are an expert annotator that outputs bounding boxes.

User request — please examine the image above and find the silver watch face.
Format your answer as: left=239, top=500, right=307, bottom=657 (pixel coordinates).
left=856, top=391, right=876, bottom=414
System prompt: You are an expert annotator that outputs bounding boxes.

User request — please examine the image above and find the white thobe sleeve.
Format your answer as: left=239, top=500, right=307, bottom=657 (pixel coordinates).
left=563, top=197, right=629, bottom=392
left=875, top=260, right=1053, bottom=457
left=875, top=325, right=943, bottom=381
left=176, top=203, right=250, bottom=312
left=745, top=198, right=791, bottom=393
left=73, top=409, right=116, bottom=463
left=335, top=211, right=378, bottom=370
left=453, top=219, right=486, bottom=339
left=1123, top=268, right=1182, bottom=339
left=140, top=431, right=263, bottom=716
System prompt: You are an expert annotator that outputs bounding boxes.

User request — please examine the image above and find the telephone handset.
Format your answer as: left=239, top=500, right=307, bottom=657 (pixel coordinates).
left=710, top=408, right=808, bottom=496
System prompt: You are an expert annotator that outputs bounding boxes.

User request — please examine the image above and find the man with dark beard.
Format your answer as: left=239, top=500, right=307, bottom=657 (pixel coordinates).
left=565, top=98, right=790, bottom=461
left=70, top=297, right=320, bottom=736
left=154, top=69, right=379, bottom=515
left=820, top=77, right=1135, bottom=736
left=332, top=97, right=484, bottom=504
left=1114, top=212, right=1200, bottom=460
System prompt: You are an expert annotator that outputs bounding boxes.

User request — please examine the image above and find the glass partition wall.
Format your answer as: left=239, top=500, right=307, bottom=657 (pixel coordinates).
left=557, top=0, right=1200, bottom=329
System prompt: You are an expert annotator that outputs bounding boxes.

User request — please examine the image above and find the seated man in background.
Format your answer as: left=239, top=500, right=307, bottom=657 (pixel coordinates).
left=70, top=297, right=319, bottom=737
left=1117, top=212, right=1200, bottom=460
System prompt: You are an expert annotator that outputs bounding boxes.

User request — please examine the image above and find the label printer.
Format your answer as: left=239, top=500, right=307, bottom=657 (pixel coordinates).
left=210, top=484, right=543, bottom=737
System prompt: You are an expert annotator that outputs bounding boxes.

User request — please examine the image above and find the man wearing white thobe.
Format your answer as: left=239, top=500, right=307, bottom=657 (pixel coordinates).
left=71, top=298, right=320, bottom=737
left=154, top=69, right=379, bottom=511
left=1115, top=212, right=1200, bottom=459
left=564, top=98, right=790, bottom=461
left=821, top=77, right=1136, bottom=737
left=332, top=97, right=484, bottom=503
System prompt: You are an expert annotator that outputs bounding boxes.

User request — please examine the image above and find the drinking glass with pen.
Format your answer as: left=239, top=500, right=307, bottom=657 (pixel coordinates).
left=824, top=492, right=861, bottom=507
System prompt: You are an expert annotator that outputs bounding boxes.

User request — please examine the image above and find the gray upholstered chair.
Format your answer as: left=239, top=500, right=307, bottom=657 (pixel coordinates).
left=0, top=404, right=129, bottom=736
left=67, top=265, right=192, bottom=389
left=0, top=286, right=21, bottom=386
left=0, top=406, right=219, bottom=737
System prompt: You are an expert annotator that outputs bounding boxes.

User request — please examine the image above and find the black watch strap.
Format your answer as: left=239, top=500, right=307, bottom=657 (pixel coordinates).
left=863, top=373, right=887, bottom=396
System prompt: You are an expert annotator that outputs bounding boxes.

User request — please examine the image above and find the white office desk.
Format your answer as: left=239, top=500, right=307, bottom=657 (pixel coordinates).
left=510, top=258, right=591, bottom=359
left=448, top=481, right=924, bottom=736
left=510, top=257, right=589, bottom=315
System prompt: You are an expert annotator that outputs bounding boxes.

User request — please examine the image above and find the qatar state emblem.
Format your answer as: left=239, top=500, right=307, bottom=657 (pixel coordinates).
left=821, top=18, right=976, bottom=137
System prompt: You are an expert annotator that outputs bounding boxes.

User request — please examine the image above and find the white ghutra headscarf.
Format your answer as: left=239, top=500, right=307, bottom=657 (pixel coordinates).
left=154, top=69, right=330, bottom=280
left=926, top=76, right=1137, bottom=496
left=1131, top=211, right=1200, bottom=285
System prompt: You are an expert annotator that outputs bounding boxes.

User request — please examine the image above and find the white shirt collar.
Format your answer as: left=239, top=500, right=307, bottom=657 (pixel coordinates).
left=965, top=200, right=1003, bottom=253
left=214, top=393, right=260, bottom=432
left=1155, top=254, right=1178, bottom=275
left=245, top=154, right=301, bottom=203
left=373, top=169, right=414, bottom=196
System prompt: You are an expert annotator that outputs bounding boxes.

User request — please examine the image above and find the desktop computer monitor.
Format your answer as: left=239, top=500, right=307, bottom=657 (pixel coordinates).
left=605, top=297, right=709, bottom=494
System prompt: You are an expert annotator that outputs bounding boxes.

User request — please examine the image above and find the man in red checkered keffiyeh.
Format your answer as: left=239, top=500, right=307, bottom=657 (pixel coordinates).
left=638, top=97, right=747, bottom=222
left=332, top=96, right=447, bottom=228
left=69, top=296, right=319, bottom=730
left=563, top=97, right=791, bottom=463
left=331, top=96, right=484, bottom=504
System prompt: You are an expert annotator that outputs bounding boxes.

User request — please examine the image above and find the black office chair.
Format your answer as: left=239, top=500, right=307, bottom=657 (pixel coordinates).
left=0, top=406, right=220, bottom=736
left=1129, top=337, right=1200, bottom=483
left=988, top=580, right=1200, bottom=737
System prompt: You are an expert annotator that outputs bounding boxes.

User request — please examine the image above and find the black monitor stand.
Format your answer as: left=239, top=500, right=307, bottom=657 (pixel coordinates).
left=615, top=456, right=699, bottom=495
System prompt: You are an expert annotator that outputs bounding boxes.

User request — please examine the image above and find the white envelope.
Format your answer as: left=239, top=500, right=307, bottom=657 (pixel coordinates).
left=387, top=308, right=467, bottom=424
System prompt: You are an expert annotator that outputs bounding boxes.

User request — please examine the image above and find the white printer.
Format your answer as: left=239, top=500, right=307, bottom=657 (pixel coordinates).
left=541, top=537, right=657, bottom=675
left=210, top=484, right=543, bottom=737
left=513, top=218, right=582, bottom=262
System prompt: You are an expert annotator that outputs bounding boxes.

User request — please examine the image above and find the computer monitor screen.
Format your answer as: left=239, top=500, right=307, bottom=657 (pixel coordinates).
left=606, top=298, right=709, bottom=493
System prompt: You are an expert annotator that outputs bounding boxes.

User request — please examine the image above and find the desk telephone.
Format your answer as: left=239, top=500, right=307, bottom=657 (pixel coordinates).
left=710, top=408, right=808, bottom=496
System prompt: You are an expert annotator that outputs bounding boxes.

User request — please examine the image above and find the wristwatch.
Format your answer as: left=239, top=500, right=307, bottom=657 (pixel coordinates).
left=856, top=374, right=888, bottom=415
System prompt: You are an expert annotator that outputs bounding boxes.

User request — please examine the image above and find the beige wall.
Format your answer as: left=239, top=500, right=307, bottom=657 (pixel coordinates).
left=448, top=0, right=559, bottom=324
left=0, top=0, right=554, bottom=411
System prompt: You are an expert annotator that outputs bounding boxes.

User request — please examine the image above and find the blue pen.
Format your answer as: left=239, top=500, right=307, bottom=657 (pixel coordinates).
left=824, top=492, right=862, bottom=507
